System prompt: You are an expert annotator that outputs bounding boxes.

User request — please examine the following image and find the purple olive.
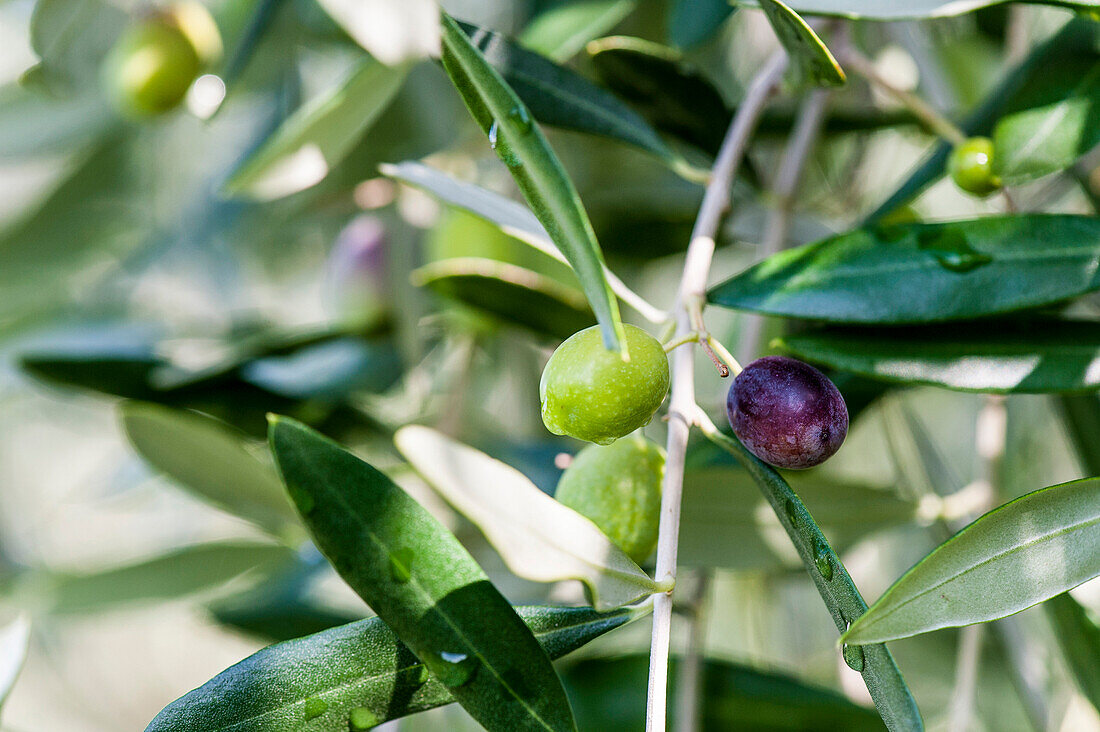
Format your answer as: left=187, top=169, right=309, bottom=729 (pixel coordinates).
left=727, top=356, right=848, bottom=470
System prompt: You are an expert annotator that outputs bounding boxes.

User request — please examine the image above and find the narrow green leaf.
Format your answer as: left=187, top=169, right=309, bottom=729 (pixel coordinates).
left=1046, top=593, right=1100, bottom=713
left=709, top=215, right=1100, bottom=324
left=564, top=655, right=886, bottom=731
left=224, top=59, right=408, bottom=200
left=994, top=59, right=1100, bottom=185
left=120, top=402, right=301, bottom=539
left=843, top=478, right=1100, bottom=645
left=1058, top=393, right=1100, bottom=476
left=0, top=616, right=30, bottom=713
left=146, top=604, right=645, bottom=732
left=439, top=13, right=626, bottom=356
left=680, top=466, right=919, bottom=570
left=268, top=416, right=577, bottom=732
left=519, top=0, right=635, bottom=62
left=740, top=0, right=1100, bottom=20
left=701, top=428, right=923, bottom=731
left=15, top=541, right=295, bottom=615
left=394, top=426, right=662, bottom=610
left=757, top=0, right=845, bottom=88
left=457, top=21, right=692, bottom=178
left=412, top=257, right=596, bottom=338
left=778, top=321, right=1100, bottom=394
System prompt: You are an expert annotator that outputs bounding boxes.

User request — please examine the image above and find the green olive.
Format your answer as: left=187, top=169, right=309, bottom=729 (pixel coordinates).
left=948, top=137, right=1001, bottom=197
left=540, top=324, right=669, bottom=445
left=555, top=436, right=665, bottom=564
left=102, top=16, right=202, bottom=117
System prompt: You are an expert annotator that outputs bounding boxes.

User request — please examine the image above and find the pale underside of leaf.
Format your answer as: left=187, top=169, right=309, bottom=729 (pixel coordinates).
left=844, top=478, right=1100, bottom=644
left=0, top=615, right=30, bottom=710
left=394, top=426, right=661, bottom=610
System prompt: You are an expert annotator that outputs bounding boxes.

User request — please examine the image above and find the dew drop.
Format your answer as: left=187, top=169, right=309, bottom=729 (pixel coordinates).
left=917, top=229, right=992, bottom=273
left=813, top=540, right=833, bottom=581
left=507, top=105, right=532, bottom=132
left=487, top=120, right=522, bottom=168
left=348, top=706, right=379, bottom=730
left=389, top=547, right=414, bottom=584
left=842, top=642, right=866, bottom=672
left=784, top=499, right=799, bottom=527
left=303, top=697, right=328, bottom=720
left=428, top=650, right=479, bottom=687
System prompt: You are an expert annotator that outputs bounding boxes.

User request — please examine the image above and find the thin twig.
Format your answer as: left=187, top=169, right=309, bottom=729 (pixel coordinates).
left=737, top=88, right=831, bottom=364
left=645, top=50, right=788, bottom=732
left=673, top=570, right=712, bottom=732
left=836, top=45, right=967, bottom=147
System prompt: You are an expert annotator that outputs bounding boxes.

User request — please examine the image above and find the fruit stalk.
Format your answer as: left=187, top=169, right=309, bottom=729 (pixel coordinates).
left=644, top=50, right=788, bottom=732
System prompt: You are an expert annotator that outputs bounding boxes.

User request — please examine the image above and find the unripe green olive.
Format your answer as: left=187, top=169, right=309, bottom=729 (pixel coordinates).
left=540, top=324, right=669, bottom=445
left=948, top=137, right=1001, bottom=197
left=555, top=436, right=665, bottom=564
left=102, top=13, right=203, bottom=117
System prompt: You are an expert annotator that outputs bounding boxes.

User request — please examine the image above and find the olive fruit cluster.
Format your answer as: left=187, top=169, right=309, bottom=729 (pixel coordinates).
left=102, top=3, right=221, bottom=117
left=555, top=436, right=665, bottom=564
left=540, top=324, right=669, bottom=445
left=727, top=356, right=848, bottom=470
left=948, top=137, right=1001, bottom=197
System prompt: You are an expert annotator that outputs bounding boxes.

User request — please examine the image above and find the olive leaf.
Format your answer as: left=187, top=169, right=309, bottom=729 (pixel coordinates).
left=708, top=215, right=1100, bottom=324
left=757, top=0, right=845, bottom=88
left=0, top=616, right=30, bottom=713
left=439, top=13, right=628, bottom=356
left=412, top=257, right=596, bottom=339
left=146, top=604, right=645, bottom=732
left=224, top=58, right=408, bottom=200
left=121, top=402, right=301, bottom=539
left=1045, top=593, right=1100, bottom=713
left=777, top=320, right=1100, bottom=394
left=269, top=416, right=577, bottom=732
left=843, top=478, right=1100, bottom=645
left=740, top=0, right=1100, bottom=19
left=394, top=425, right=664, bottom=611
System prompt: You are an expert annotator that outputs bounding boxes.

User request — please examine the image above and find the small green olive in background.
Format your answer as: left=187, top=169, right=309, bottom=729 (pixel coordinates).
left=555, top=435, right=665, bottom=564
left=540, top=324, right=669, bottom=445
left=948, top=137, right=1002, bottom=197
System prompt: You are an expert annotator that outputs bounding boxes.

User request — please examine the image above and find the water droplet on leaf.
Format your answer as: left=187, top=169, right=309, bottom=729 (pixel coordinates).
left=507, top=105, right=532, bottom=132
left=349, top=706, right=379, bottom=730
left=428, top=650, right=479, bottom=687
left=813, top=540, right=833, bottom=581
left=303, top=697, right=327, bottom=720
left=842, top=642, right=866, bottom=672
left=917, top=229, right=992, bottom=273
left=487, top=120, right=522, bottom=168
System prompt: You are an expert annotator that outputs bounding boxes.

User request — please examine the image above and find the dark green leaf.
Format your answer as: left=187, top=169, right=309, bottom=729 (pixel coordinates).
left=1058, top=393, right=1100, bottom=476
left=1045, top=593, right=1100, bottom=713
left=563, top=655, right=885, bottom=731
left=457, top=21, right=690, bottom=175
left=993, top=58, right=1100, bottom=185
left=120, top=402, right=301, bottom=539
left=709, top=215, right=1100, bottom=324
left=519, top=0, right=635, bottom=61
left=700, top=428, right=922, bottom=730
left=440, top=14, right=626, bottom=356
left=843, top=478, right=1100, bottom=645
left=15, top=542, right=295, bottom=615
left=778, top=320, right=1100, bottom=393
left=146, top=604, right=644, bottom=732
left=668, top=0, right=735, bottom=49
left=224, top=59, right=408, bottom=200
left=268, top=416, right=577, bottom=732
left=412, top=257, right=596, bottom=338
left=758, top=0, right=846, bottom=88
